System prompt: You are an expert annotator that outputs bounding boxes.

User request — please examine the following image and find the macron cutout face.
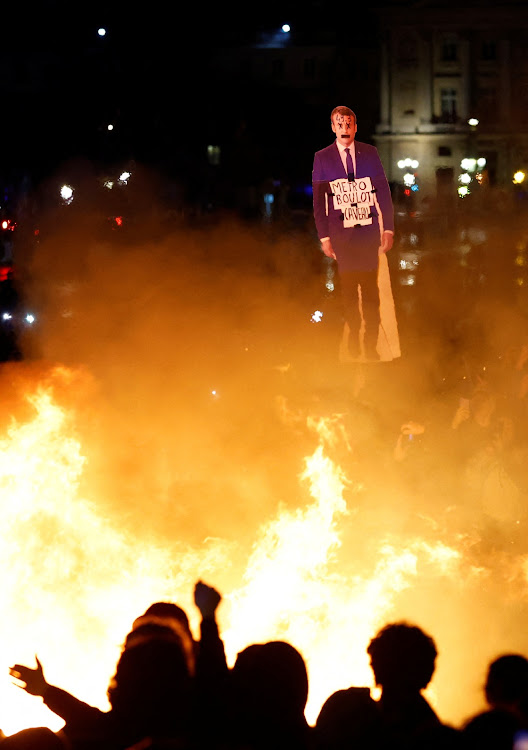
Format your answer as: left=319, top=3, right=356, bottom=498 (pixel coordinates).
left=331, top=113, right=357, bottom=147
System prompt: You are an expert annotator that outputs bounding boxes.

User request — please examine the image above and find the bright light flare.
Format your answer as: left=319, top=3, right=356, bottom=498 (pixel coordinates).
left=461, top=158, right=477, bottom=172
left=60, top=185, right=74, bottom=204
left=311, top=310, right=323, bottom=323
left=398, top=158, right=419, bottom=170
left=513, top=171, right=526, bottom=185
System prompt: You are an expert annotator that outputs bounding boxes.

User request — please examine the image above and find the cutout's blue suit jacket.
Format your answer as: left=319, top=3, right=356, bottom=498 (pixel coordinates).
left=312, top=141, right=394, bottom=271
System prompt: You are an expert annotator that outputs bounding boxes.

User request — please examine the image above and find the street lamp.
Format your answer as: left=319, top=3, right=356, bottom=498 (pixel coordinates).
left=397, top=157, right=420, bottom=195
left=513, top=171, right=526, bottom=185
left=60, top=185, right=74, bottom=205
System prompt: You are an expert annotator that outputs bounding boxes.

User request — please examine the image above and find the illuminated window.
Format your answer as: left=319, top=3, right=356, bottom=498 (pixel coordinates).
left=207, top=145, right=221, bottom=166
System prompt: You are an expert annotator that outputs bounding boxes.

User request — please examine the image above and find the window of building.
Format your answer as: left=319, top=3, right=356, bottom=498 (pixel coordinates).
left=438, top=146, right=452, bottom=156
left=441, top=41, right=458, bottom=62
left=441, top=88, right=458, bottom=118
left=477, top=86, right=498, bottom=116
left=481, top=41, right=497, bottom=61
left=207, top=145, right=221, bottom=166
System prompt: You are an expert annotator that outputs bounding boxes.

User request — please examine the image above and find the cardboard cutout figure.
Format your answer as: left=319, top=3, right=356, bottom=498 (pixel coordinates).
left=313, top=106, right=400, bottom=362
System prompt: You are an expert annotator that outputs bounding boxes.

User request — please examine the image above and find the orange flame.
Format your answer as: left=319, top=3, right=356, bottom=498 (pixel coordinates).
left=1, top=368, right=523, bottom=736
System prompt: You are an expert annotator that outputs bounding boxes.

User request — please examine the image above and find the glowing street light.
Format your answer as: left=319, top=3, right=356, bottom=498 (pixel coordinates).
left=118, top=171, right=131, bottom=184
left=60, top=185, right=74, bottom=204
left=468, top=118, right=479, bottom=127
left=282, top=24, right=291, bottom=33
left=458, top=173, right=472, bottom=184
left=397, top=158, right=419, bottom=170
left=107, top=124, right=114, bottom=131
left=513, top=171, right=526, bottom=185
left=458, top=185, right=470, bottom=197
left=461, top=158, right=477, bottom=172
left=98, top=28, right=106, bottom=37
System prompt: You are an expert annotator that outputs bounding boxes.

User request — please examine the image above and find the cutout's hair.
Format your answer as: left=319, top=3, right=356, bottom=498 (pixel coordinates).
left=331, top=106, right=357, bottom=124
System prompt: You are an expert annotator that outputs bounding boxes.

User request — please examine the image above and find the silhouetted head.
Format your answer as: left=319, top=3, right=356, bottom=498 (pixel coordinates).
left=124, top=620, right=195, bottom=677
left=485, top=654, right=528, bottom=709
left=0, top=727, right=64, bottom=750
left=232, top=641, right=309, bottom=726
left=108, top=633, right=193, bottom=736
left=367, top=622, right=437, bottom=692
left=139, top=601, right=192, bottom=637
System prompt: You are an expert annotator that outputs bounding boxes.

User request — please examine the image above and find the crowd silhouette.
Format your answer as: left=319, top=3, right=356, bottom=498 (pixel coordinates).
left=4, top=581, right=528, bottom=750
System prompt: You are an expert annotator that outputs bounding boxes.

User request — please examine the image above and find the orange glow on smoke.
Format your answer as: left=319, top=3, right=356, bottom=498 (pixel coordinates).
left=1, top=365, right=527, bottom=735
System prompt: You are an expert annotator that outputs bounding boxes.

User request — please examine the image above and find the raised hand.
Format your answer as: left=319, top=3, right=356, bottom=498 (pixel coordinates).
left=194, top=581, right=222, bottom=619
left=9, top=656, right=48, bottom=696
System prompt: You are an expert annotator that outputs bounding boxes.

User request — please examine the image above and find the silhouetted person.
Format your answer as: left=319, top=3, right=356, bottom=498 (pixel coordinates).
left=228, top=640, right=313, bottom=750
left=9, top=623, right=193, bottom=750
left=9, top=582, right=227, bottom=750
left=461, top=654, right=528, bottom=750
left=367, top=621, right=461, bottom=749
left=0, top=728, right=65, bottom=750
left=315, top=685, right=380, bottom=750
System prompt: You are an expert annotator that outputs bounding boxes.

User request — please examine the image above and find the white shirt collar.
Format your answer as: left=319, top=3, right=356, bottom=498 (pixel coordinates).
left=336, top=140, right=355, bottom=153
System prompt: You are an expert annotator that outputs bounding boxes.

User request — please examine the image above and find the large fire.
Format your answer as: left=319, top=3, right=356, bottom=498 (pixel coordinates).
left=1, top=362, right=528, bottom=737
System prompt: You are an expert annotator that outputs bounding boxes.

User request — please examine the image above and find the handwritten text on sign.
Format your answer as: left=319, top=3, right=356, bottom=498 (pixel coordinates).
left=330, top=176, right=374, bottom=227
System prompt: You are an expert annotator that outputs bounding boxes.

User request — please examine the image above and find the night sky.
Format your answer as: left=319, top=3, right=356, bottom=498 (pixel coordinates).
left=2, top=1, right=528, bottom=187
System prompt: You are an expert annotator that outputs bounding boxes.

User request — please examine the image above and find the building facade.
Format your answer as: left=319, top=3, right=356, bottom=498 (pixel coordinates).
left=373, top=4, right=528, bottom=208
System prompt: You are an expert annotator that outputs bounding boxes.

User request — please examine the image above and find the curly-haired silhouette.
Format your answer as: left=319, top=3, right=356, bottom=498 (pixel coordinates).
left=367, top=621, right=461, bottom=749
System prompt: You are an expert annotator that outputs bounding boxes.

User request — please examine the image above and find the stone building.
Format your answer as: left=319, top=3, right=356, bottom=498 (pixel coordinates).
left=373, top=2, right=528, bottom=208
